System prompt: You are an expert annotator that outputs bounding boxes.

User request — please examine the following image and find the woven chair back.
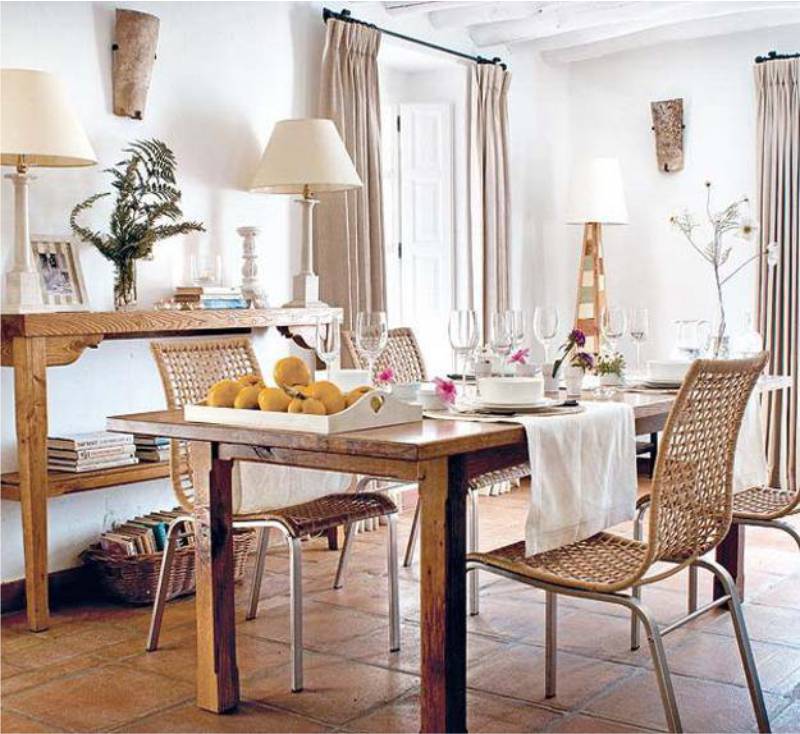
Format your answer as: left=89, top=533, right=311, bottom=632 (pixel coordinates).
left=150, top=337, right=262, bottom=511
left=646, top=353, right=768, bottom=567
left=342, top=327, right=428, bottom=383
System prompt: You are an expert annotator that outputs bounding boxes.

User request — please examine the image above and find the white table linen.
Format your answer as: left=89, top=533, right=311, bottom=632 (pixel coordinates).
left=733, top=394, right=768, bottom=492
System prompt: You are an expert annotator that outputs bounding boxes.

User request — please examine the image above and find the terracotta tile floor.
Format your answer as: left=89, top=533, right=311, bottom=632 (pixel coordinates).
left=2, top=480, right=799, bottom=733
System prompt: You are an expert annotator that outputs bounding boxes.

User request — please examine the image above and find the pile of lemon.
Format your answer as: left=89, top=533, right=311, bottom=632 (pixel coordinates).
left=205, top=356, right=373, bottom=416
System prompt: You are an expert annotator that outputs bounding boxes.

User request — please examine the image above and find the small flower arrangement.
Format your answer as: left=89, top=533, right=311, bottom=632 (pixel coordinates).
left=595, top=352, right=626, bottom=377
left=508, top=348, right=530, bottom=366
left=570, top=351, right=595, bottom=372
left=434, top=377, right=457, bottom=405
left=376, top=367, right=396, bottom=387
left=552, top=329, right=591, bottom=377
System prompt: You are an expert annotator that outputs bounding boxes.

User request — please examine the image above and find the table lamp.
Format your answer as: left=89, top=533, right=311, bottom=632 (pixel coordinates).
left=566, top=157, right=628, bottom=353
left=1, top=69, right=97, bottom=313
left=251, top=119, right=362, bottom=308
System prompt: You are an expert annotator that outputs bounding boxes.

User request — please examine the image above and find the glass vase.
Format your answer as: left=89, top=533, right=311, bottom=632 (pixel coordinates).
left=114, top=260, right=138, bottom=311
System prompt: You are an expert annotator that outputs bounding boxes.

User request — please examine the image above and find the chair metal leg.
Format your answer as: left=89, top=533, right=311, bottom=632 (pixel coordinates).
left=246, top=526, right=271, bottom=621
left=288, top=536, right=304, bottom=692
left=468, top=488, right=480, bottom=616
left=333, top=523, right=355, bottom=590
left=403, top=499, right=421, bottom=568
left=630, top=501, right=648, bottom=650
left=695, top=559, right=771, bottom=732
left=146, top=517, right=187, bottom=652
left=630, top=598, right=682, bottom=733
left=545, top=591, right=557, bottom=698
left=687, top=564, right=698, bottom=613
left=774, top=519, right=800, bottom=550
left=387, top=514, right=401, bottom=652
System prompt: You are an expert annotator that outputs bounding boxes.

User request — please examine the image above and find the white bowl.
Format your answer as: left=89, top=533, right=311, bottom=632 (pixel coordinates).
left=477, top=376, right=544, bottom=404
left=647, top=360, right=691, bottom=382
left=392, top=382, right=420, bottom=403
left=418, top=384, right=446, bottom=410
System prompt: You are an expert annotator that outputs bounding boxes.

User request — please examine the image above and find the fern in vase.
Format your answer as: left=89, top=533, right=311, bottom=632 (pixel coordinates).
left=70, top=139, right=205, bottom=309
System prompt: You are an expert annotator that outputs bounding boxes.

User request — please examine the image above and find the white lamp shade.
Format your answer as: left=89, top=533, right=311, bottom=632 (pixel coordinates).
left=566, top=157, right=628, bottom=224
left=251, top=118, right=362, bottom=194
left=1, top=69, right=97, bottom=168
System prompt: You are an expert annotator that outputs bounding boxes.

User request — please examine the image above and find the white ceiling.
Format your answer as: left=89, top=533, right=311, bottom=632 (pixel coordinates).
left=382, top=1, right=800, bottom=63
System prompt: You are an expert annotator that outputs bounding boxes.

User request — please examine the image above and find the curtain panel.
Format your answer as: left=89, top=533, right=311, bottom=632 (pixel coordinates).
left=755, top=57, right=799, bottom=490
left=468, top=64, right=512, bottom=335
left=315, top=19, right=386, bottom=331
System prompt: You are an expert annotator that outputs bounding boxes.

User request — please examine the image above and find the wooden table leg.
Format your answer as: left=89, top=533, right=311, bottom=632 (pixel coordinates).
left=13, top=336, right=50, bottom=632
left=715, top=523, right=745, bottom=601
left=192, top=442, right=240, bottom=713
left=419, top=455, right=468, bottom=733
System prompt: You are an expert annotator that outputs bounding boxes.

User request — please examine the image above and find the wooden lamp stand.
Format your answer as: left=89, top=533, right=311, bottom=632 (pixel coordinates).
left=574, top=222, right=607, bottom=354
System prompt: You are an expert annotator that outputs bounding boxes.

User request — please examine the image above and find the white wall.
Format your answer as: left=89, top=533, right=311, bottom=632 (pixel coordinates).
left=509, top=25, right=800, bottom=366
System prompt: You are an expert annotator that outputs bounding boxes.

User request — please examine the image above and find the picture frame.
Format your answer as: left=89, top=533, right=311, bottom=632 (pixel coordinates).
left=30, top=235, right=89, bottom=311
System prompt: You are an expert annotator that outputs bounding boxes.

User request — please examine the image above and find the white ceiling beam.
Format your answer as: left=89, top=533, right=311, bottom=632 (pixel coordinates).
left=428, top=2, right=542, bottom=30
left=538, top=6, right=800, bottom=64
left=383, top=1, right=474, bottom=16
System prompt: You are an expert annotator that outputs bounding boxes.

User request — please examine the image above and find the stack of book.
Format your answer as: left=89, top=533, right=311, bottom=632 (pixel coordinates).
left=99, top=508, right=194, bottom=558
left=173, top=285, right=248, bottom=309
left=47, top=431, right=138, bottom=473
left=134, top=435, right=170, bottom=463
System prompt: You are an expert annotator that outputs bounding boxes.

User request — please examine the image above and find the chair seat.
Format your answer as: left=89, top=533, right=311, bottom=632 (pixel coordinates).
left=235, top=492, right=397, bottom=538
left=469, top=462, right=530, bottom=491
left=733, top=485, right=799, bottom=520
left=468, top=532, right=649, bottom=593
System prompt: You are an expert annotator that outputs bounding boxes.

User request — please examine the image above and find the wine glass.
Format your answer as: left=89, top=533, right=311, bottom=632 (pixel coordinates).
left=490, top=311, right=514, bottom=377
left=601, top=305, right=627, bottom=353
left=629, top=307, right=649, bottom=374
left=448, top=310, right=479, bottom=394
left=510, top=309, right=527, bottom=351
left=533, top=306, right=559, bottom=363
left=355, top=311, right=388, bottom=385
left=315, top=315, right=341, bottom=382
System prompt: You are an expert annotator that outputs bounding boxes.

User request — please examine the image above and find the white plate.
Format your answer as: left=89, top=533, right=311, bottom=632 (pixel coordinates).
left=469, top=397, right=557, bottom=411
left=641, top=379, right=682, bottom=389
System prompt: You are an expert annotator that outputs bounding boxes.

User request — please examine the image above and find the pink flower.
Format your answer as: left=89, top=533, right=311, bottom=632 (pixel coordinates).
left=434, top=377, right=457, bottom=405
left=376, top=367, right=396, bottom=385
left=509, top=348, right=530, bottom=365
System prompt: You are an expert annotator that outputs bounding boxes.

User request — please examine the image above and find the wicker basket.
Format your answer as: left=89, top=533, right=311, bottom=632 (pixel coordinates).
left=82, top=527, right=255, bottom=605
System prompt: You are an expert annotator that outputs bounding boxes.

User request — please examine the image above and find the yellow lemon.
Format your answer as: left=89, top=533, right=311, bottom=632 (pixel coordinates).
left=301, top=398, right=326, bottom=415
left=274, top=356, right=311, bottom=389
left=310, top=381, right=346, bottom=415
left=258, top=387, right=292, bottom=412
left=233, top=385, right=261, bottom=410
left=345, top=385, right=373, bottom=408
left=238, top=373, right=265, bottom=389
left=207, top=379, right=243, bottom=407
left=287, top=397, right=305, bottom=414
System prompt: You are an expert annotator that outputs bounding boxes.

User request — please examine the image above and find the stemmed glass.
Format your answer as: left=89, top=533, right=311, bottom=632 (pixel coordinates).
left=533, top=306, right=559, bottom=363
left=601, top=305, right=628, bottom=353
left=490, top=311, right=514, bottom=377
left=315, top=315, right=341, bottom=382
left=629, top=307, right=649, bottom=374
left=448, top=310, right=479, bottom=395
left=355, top=311, right=388, bottom=385
left=510, top=309, right=527, bottom=352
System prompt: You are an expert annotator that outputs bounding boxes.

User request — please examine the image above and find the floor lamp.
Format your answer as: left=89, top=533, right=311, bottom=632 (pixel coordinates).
left=566, top=157, right=628, bottom=354
left=1, top=69, right=97, bottom=313
left=250, top=119, right=362, bottom=308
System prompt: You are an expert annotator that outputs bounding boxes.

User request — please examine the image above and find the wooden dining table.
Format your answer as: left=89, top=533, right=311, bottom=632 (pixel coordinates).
left=105, top=387, right=774, bottom=732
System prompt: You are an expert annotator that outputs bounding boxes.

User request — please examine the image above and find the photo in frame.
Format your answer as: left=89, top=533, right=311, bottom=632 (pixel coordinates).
left=30, top=235, right=89, bottom=311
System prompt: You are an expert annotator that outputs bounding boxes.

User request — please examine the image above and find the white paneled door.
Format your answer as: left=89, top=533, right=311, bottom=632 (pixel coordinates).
left=387, top=103, right=453, bottom=375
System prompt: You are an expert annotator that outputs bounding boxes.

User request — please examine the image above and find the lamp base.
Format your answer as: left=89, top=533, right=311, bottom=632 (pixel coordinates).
left=574, top=222, right=606, bottom=354
left=282, top=272, right=328, bottom=308
left=2, top=270, right=43, bottom=313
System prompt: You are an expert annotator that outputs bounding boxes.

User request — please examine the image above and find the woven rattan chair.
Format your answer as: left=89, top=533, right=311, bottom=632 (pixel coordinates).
left=340, top=327, right=530, bottom=615
left=468, top=355, right=771, bottom=733
left=149, top=338, right=400, bottom=692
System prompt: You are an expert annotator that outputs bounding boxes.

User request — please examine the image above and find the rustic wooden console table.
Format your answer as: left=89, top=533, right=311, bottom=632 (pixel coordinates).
left=1, top=307, right=340, bottom=632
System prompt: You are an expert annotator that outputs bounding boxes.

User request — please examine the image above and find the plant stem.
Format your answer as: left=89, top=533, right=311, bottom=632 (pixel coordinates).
left=713, top=258, right=726, bottom=358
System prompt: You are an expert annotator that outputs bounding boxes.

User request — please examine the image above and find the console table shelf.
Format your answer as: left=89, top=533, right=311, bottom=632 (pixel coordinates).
left=1, top=306, right=341, bottom=632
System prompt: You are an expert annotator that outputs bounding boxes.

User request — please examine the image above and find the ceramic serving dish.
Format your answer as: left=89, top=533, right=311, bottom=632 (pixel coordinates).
left=477, top=376, right=544, bottom=405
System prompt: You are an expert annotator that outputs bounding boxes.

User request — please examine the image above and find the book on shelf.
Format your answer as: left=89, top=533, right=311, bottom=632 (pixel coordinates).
left=136, top=447, right=170, bottom=463
left=134, top=435, right=170, bottom=447
left=199, top=298, right=249, bottom=310
left=47, top=456, right=140, bottom=473
left=175, top=286, right=242, bottom=297
left=48, top=444, right=136, bottom=462
left=97, top=507, right=194, bottom=557
left=48, top=431, right=134, bottom=451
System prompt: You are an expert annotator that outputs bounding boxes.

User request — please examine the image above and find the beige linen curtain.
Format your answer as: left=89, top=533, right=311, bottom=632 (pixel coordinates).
left=316, top=19, right=386, bottom=330
left=468, top=63, right=511, bottom=334
left=755, top=57, right=799, bottom=490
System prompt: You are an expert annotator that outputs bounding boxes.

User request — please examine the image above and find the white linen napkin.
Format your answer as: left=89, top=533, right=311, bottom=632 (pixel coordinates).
left=733, top=394, right=768, bottom=492
left=518, top=401, right=637, bottom=556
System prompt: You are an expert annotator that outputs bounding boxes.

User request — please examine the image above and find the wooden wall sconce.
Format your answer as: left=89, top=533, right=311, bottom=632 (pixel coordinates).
left=650, top=98, right=685, bottom=172
left=112, top=9, right=159, bottom=120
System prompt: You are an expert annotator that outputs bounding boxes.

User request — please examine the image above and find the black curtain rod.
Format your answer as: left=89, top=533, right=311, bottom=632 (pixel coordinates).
left=755, top=50, right=800, bottom=63
left=322, top=7, right=507, bottom=70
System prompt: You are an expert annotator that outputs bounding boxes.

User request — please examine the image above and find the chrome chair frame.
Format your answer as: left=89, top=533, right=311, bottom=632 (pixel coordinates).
left=468, top=554, right=770, bottom=733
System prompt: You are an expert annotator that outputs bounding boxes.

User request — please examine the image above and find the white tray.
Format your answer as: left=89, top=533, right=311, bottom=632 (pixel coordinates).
left=184, top=391, right=422, bottom=434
